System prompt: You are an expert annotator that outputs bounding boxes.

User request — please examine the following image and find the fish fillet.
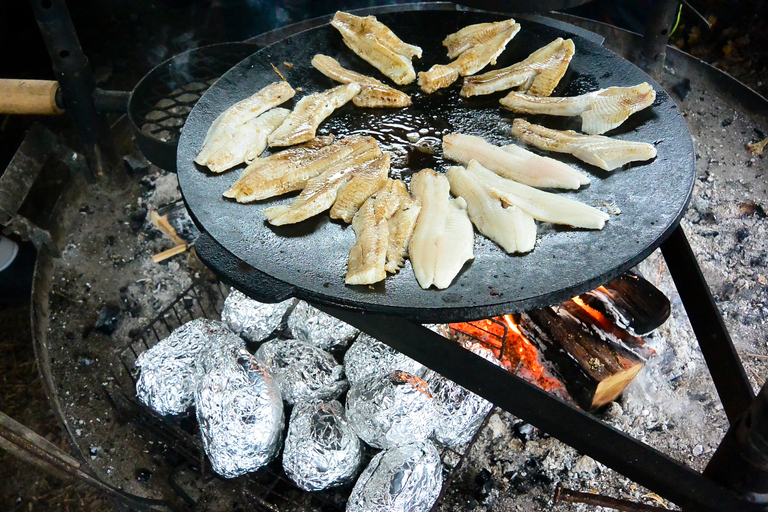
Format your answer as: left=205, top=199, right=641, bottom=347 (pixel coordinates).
left=418, top=19, right=520, bottom=93
left=346, top=199, right=389, bottom=285
left=510, top=119, right=657, bottom=171
left=311, top=54, right=411, bottom=108
left=268, top=83, right=361, bottom=147
left=500, top=83, right=656, bottom=135
left=202, top=108, right=290, bottom=173
left=224, top=135, right=378, bottom=203
left=464, top=160, right=609, bottom=229
left=195, top=81, right=295, bottom=166
left=331, top=11, right=422, bottom=85
left=442, top=133, right=589, bottom=189
left=409, top=169, right=474, bottom=289
left=330, top=153, right=390, bottom=223
left=461, top=38, right=575, bottom=98
left=447, top=165, right=536, bottom=253
left=386, top=195, right=421, bottom=273
left=263, top=146, right=383, bottom=226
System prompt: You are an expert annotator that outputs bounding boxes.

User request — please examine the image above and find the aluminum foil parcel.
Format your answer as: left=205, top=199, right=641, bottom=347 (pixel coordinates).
left=343, top=333, right=426, bottom=387
left=346, top=370, right=437, bottom=449
left=220, top=288, right=295, bottom=343
left=195, top=345, right=284, bottom=478
left=255, top=338, right=347, bottom=404
left=346, top=440, right=443, bottom=512
left=135, top=318, right=237, bottom=415
left=287, top=301, right=359, bottom=350
left=282, top=399, right=362, bottom=491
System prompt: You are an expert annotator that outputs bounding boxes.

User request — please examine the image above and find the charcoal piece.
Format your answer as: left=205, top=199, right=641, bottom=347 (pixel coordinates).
left=287, top=301, right=359, bottom=350
left=346, top=441, right=443, bottom=512
left=255, top=339, right=346, bottom=404
left=344, top=333, right=426, bottom=387
left=282, top=399, right=362, bottom=491
left=220, top=289, right=294, bottom=343
left=94, top=304, right=123, bottom=335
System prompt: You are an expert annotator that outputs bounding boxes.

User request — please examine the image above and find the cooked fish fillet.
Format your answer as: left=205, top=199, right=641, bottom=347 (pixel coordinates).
left=346, top=199, right=389, bottom=285
left=268, top=83, right=361, bottom=147
left=202, top=108, right=290, bottom=173
left=442, top=133, right=589, bottom=190
left=311, top=54, right=411, bottom=108
left=195, top=81, right=295, bottom=166
left=409, top=169, right=474, bottom=289
left=330, top=153, right=390, bottom=223
left=510, top=118, right=657, bottom=171
left=461, top=38, right=575, bottom=98
left=386, top=195, right=421, bottom=273
left=447, top=165, right=536, bottom=253
left=331, top=11, right=422, bottom=85
left=464, top=160, right=608, bottom=229
left=418, top=19, right=520, bottom=93
left=236, top=135, right=335, bottom=181
left=224, top=135, right=378, bottom=203
left=500, top=83, right=656, bottom=135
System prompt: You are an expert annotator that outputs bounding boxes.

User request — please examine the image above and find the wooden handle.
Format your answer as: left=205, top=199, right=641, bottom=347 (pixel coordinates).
left=0, top=79, right=63, bottom=115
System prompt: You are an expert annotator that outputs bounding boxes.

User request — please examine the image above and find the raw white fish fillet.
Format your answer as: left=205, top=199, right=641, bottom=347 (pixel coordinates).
left=511, top=118, right=657, bottom=171
left=330, top=153, right=390, bottom=223
left=196, top=81, right=295, bottom=166
left=264, top=146, right=383, bottom=226
left=461, top=38, right=574, bottom=98
left=311, top=54, right=411, bottom=108
left=224, top=135, right=378, bottom=203
left=202, top=108, right=290, bottom=173
left=331, top=11, right=422, bottom=85
left=409, top=169, right=474, bottom=289
left=268, top=83, right=362, bottom=147
left=442, top=133, right=589, bottom=190
left=447, top=165, right=536, bottom=253
left=418, top=19, right=520, bottom=94
left=500, top=83, right=656, bottom=135
left=464, top=160, right=608, bottom=229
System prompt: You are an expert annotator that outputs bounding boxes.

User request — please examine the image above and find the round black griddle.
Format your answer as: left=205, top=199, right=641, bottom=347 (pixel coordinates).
left=177, top=8, right=695, bottom=323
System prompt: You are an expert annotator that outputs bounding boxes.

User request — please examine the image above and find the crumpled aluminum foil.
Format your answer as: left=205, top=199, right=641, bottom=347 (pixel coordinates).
left=346, top=370, right=437, bottom=449
left=255, top=339, right=347, bottom=404
left=220, top=289, right=295, bottom=343
left=287, top=301, right=359, bottom=350
left=343, top=333, right=426, bottom=388
left=426, top=342, right=504, bottom=447
left=195, top=344, right=284, bottom=478
left=282, top=399, right=362, bottom=491
left=346, top=440, right=443, bottom=512
left=135, top=319, right=238, bottom=415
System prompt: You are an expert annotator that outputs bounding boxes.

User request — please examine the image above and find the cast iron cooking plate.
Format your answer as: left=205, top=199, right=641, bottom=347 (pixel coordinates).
left=177, top=8, right=695, bottom=323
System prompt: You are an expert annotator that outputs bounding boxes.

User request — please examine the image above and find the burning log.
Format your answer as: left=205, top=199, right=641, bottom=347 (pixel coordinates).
left=518, top=307, right=643, bottom=411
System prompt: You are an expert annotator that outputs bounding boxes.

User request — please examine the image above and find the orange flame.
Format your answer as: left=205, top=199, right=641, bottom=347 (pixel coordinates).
left=571, top=296, right=614, bottom=332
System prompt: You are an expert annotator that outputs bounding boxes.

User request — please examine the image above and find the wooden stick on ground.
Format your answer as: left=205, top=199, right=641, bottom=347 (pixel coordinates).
left=152, top=244, right=187, bottom=264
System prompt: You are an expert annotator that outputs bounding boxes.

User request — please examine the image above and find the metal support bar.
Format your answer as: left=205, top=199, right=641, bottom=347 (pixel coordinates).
left=637, top=0, right=680, bottom=78
left=660, top=225, right=755, bottom=423
left=315, top=304, right=753, bottom=512
left=29, top=0, right=118, bottom=179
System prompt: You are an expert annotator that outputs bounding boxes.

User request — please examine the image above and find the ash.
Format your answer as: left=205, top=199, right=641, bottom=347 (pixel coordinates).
left=37, top=33, right=767, bottom=512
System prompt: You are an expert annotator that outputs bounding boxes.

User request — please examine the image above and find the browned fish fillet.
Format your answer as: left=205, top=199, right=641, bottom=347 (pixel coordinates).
left=461, top=38, right=575, bottom=98
left=268, top=83, right=361, bottom=147
left=195, top=81, right=295, bottom=166
left=511, top=119, right=657, bottom=171
left=224, top=135, right=378, bottom=202
left=230, top=135, right=335, bottom=185
left=346, top=198, right=389, bottom=286
left=330, top=153, right=390, bottom=223
left=331, top=11, right=422, bottom=85
left=264, top=145, right=382, bottom=225
left=418, top=19, right=520, bottom=93
left=311, top=54, right=412, bottom=108
left=500, top=83, right=656, bottom=135
left=385, top=193, right=421, bottom=273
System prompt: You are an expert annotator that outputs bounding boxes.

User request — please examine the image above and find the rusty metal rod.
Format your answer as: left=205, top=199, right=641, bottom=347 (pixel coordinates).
left=554, top=484, right=670, bottom=511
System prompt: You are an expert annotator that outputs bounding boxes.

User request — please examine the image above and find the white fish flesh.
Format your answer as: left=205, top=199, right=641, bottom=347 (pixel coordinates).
left=461, top=38, right=574, bottom=98
left=195, top=81, right=295, bottom=166
left=311, top=54, right=411, bottom=108
left=464, top=160, right=608, bottom=229
left=510, top=118, right=657, bottom=171
left=386, top=197, right=421, bottom=274
left=446, top=165, right=536, bottom=253
left=418, top=19, right=520, bottom=94
left=500, top=83, right=656, bottom=135
left=330, top=153, right=390, bottom=223
left=331, top=11, right=422, bottom=85
left=202, top=108, right=290, bottom=173
left=268, top=83, right=362, bottom=147
left=442, top=133, right=589, bottom=190
left=409, top=169, right=474, bottom=289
